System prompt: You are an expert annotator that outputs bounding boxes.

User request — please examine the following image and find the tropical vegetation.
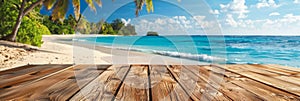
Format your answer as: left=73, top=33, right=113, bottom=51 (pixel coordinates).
left=99, top=19, right=137, bottom=35
left=0, top=0, right=154, bottom=46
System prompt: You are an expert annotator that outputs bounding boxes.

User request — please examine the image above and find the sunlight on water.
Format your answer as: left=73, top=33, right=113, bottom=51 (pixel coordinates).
left=74, top=36, right=300, bottom=68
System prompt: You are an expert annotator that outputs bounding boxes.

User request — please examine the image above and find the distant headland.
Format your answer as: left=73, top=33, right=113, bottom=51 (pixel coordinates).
left=146, top=31, right=159, bottom=36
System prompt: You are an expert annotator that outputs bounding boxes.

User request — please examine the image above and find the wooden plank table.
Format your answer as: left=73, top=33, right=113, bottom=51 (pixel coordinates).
left=0, top=64, right=299, bottom=101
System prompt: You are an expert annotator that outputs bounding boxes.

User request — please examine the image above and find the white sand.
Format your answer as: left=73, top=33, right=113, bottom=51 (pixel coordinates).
left=0, top=35, right=207, bottom=71
left=0, top=36, right=112, bottom=71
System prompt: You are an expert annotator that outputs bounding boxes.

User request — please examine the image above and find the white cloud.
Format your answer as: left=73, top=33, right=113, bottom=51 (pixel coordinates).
left=269, top=12, right=280, bottom=16
left=133, top=17, right=187, bottom=35
left=281, top=13, right=300, bottom=23
left=209, top=10, right=220, bottom=15
left=256, top=0, right=280, bottom=8
left=220, top=0, right=249, bottom=19
left=154, top=18, right=166, bottom=25
left=193, top=16, right=216, bottom=28
left=121, top=18, right=131, bottom=26
left=294, top=0, right=300, bottom=4
left=220, top=4, right=229, bottom=12
left=193, top=16, right=206, bottom=21
left=132, top=16, right=219, bottom=35
left=172, top=16, right=192, bottom=28
left=225, top=14, right=238, bottom=27
left=222, top=13, right=300, bottom=35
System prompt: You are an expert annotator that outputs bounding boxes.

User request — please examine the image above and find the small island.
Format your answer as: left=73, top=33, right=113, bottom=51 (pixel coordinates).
left=146, top=31, right=159, bottom=36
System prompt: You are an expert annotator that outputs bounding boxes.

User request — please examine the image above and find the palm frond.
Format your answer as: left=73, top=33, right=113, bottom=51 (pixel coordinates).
left=43, top=0, right=56, bottom=10
left=72, top=0, right=80, bottom=20
left=95, top=0, right=102, bottom=7
left=51, top=0, right=69, bottom=21
left=145, top=0, right=153, bottom=13
left=85, top=0, right=96, bottom=11
left=134, top=0, right=145, bottom=16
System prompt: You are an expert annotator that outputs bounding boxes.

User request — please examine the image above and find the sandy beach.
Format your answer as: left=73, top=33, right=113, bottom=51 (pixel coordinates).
left=0, top=35, right=206, bottom=71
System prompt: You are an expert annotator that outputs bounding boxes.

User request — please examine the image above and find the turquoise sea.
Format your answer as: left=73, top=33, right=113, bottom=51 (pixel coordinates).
left=74, top=36, right=300, bottom=68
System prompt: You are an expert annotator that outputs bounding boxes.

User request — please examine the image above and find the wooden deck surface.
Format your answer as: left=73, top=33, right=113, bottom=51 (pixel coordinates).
left=0, top=64, right=299, bottom=101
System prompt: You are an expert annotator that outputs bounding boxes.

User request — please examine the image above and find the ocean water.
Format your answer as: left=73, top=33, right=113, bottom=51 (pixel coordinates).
left=74, top=36, right=300, bottom=68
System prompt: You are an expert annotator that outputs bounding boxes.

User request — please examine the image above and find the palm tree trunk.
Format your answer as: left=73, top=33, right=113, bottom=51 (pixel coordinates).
left=8, top=14, right=23, bottom=41
left=5, top=0, right=26, bottom=42
left=3, top=0, right=43, bottom=41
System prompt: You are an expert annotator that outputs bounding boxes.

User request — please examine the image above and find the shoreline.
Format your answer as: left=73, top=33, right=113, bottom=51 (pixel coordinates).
left=1, top=35, right=299, bottom=71
left=0, top=35, right=207, bottom=71
left=58, top=37, right=208, bottom=65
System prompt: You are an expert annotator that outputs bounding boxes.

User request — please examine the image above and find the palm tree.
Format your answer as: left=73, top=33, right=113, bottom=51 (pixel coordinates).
left=2, top=0, right=154, bottom=41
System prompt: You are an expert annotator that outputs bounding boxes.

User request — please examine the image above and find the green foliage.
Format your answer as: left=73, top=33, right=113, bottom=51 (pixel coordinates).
left=42, top=15, right=75, bottom=34
left=0, top=0, right=51, bottom=46
left=135, top=0, right=154, bottom=16
left=99, top=22, right=115, bottom=35
left=97, top=19, right=137, bottom=35
left=0, top=0, right=19, bottom=37
left=44, top=0, right=104, bottom=21
left=90, top=22, right=101, bottom=34
left=0, top=0, right=154, bottom=46
left=77, top=17, right=91, bottom=34
left=42, top=0, right=153, bottom=21
left=17, top=17, right=51, bottom=47
left=111, top=19, right=125, bottom=31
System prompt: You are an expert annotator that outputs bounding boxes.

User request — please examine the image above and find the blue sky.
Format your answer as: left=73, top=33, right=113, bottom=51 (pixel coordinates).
left=41, top=0, right=300, bottom=35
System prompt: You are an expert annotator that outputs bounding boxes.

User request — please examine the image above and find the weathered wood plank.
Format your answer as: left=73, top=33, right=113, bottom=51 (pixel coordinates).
left=231, top=79, right=300, bottom=101
left=214, top=65, right=297, bottom=100
left=250, top=64, right=295, bottom=76
left=0, top=65, right=71, bottom=89
left=266, top=65, right=300, bottom=77
left=0, top=64, right=299, bottom=101
left=185, top=65, right=261, bottom=101
left=215, top=65, right=300, bottom=97
left=114, top=65, right=150, bottom=101
left=0, top=65, right=67, bottom=79
left=274, top=76, right=300, bottom=86
left=31, top=65, right=110, bottom=100
left=202, top=65, right=300, bottom=100
left=243, top=65, right=300, bottom=86
left=221, top=80, right=264, bottom=101
left=226, top=64, right=300, bottom=86
left=225, top=65, right=280, bottom=76
left=0, top=65, right=84, bottom=100
left=70, top=65, right=130, bottom=101
left=0, top=65, right=37, bottom=75
left=265, top=64, right=300, bottom=73
left=167, top=65, right=231, bottom=101
left=201, top=65, right=265, bottom=101
left=149, top=65, right=191, bottom=101
left=167, top=65, right=200, bottom=101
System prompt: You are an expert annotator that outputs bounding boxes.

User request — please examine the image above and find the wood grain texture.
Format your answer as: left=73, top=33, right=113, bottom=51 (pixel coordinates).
left=243, top=65, right=300, bottom=86
left=0, top=65, right=78, bottom=100
left=167, top=65, right=207, bottom=101
left=70, top=65, right=130, bottom=101
left=114, top=65, right=150, bottom=101
left=0, top=65, right=71, bottom=89
left=182, top=65, right=236, bottom=101
left=266, top=64, right=300, bottom=73
left=0, top=64, right=300, bottom=101
left=215, top=64, right=300, bottom=100
left=149, top=65, right=189, bottom=101
left=0, top=65, right=109, bottom=100
left=203, top=65, right=268, bottom=101
left=31, top=65, right=110, bottom=100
